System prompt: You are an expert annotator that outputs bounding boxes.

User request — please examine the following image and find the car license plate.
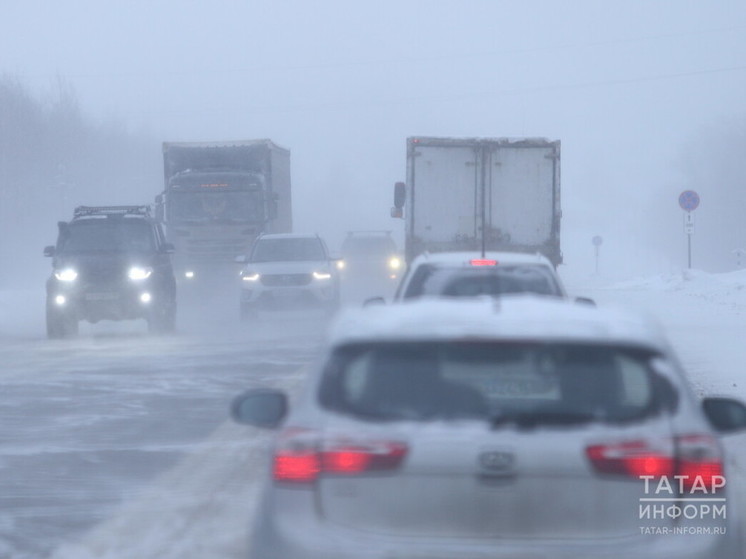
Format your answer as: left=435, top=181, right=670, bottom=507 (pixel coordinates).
left=85, top=292, right=119, bottom=301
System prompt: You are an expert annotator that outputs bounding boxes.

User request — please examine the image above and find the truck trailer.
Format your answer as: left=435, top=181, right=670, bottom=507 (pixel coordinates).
left=392, top=137, right=561, bottom=267
left=157, top=140, right=292, bottom=282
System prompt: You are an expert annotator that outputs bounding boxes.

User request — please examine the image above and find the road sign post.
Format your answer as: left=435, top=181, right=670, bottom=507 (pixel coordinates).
left=592, top=235, right=603, bottom=275
left=678, top=190, right=700, bottom=269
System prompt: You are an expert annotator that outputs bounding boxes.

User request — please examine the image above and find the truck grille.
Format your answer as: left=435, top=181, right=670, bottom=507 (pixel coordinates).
left=183, top=238, right=252, bottom=261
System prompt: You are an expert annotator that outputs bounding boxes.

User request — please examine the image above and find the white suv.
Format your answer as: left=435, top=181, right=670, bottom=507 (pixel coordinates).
left=232, top=296, right=746, bottom=559
left=394, top=251, right=569, bottom=301
left=237, top=233, right=340, bottom=318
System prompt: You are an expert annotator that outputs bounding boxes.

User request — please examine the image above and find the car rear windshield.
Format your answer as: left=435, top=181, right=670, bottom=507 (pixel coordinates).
left=402, top=264, right=562, bottom=299
left=251, top=238, right=326, bottom=262
left=319, top=342, right=668, bottom=425
left=59, top=219, right=155, bottom=253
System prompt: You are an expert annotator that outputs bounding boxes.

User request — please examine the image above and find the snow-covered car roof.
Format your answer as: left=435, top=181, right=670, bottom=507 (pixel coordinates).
left=330, top=295, right=668, bottom=351
left=408, top=251, right=554, bottom=267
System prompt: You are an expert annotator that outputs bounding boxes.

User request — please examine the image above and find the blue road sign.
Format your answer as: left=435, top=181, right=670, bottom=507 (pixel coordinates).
left=679, top=190, right=700, bottom=211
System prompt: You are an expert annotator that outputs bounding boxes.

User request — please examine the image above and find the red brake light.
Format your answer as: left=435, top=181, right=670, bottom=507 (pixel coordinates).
left=273, top=430, right=407, bottom=483
left=676, top=434, right=724, bottom=491
left=470, top=259, right=498, bottom=266
left=586, top=441, right=674, bottom=478
left=274, top=452, right=320, bottom=483
left=586, top=434, right=724, bottom=491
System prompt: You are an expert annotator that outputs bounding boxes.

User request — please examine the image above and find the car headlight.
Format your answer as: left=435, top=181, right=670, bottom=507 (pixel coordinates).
left=388, top=257, right=402, bottom=270
left=335, top=260, right=346, bottom=270
left=54, top=268, right=78, bottom=281
left=128, top=266, right=153, bottom=280
left=241, top=272, right=260, bottom=282
left=313, top=271, right=332, bottom=280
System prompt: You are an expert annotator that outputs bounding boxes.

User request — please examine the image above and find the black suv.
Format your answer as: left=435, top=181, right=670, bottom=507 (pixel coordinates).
left=43, top=206, right=177, bottom=338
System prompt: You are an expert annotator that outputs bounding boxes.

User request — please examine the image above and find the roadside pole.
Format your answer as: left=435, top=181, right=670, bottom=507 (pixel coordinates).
left=592, top=235, right=603, bottom=275
left=678, top=190, right=700, bottom=269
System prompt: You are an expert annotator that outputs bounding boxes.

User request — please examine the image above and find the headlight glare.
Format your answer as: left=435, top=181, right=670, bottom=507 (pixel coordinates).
left=313, top=271, right=332, bottom=280
left=241, top=272, right=260, bottom=282
left=54, top=268, right=78, bottom=281
left=128, top=266, right=153, bottom=280
left=388, top=257, right=402, bottom=270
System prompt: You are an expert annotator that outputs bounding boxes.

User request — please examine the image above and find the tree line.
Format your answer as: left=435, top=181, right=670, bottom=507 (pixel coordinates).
left=0, top=75, right=161, bottom=286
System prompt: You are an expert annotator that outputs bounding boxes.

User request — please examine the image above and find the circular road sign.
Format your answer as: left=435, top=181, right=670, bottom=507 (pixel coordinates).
left=592, top=235, right=603, bottom=246
left=679, top=190, right=700, bottom=211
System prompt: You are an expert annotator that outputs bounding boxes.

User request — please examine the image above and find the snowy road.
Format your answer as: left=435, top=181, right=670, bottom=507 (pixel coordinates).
left=0, top=291, right=326, bottom=559
left=2, top=270, right=746, bottom=558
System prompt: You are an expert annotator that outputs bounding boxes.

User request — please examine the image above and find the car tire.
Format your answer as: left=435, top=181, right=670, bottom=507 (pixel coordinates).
left=46, top=304, right=78, bottom=339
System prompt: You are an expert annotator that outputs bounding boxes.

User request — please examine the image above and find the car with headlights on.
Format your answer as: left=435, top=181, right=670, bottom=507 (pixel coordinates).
left=43, top=205, right=177, bottom=338
left=232, top=296, right=746, bottom=559
left=237, top=233, right=341, bottom=319
left=339, top=230, right=403, bottom=282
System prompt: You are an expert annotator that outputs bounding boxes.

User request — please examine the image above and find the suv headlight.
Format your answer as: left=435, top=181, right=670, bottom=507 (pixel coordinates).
left=313, top=271, right=332, bottom=280
left=54, top=268, right=78, bottom=281
left=241, top=272, right=260, bottom=282
left=128, top=266, right=153, bottom=280
left=388, top=257, right=402, bottom=270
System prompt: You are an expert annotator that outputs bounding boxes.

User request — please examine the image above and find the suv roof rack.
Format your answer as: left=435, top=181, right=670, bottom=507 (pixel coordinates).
left=73, top=205, right=152, bottom=219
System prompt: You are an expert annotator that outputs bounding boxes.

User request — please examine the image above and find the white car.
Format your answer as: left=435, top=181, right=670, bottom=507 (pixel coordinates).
left=237, top=233, right=340, bottom=319
left=232, top=296, right=746, bottom=558
left=390, top=251, right=585, bottom=302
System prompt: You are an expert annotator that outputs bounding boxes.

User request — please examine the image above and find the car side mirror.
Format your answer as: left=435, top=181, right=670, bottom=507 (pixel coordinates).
left=702, top=397, right=746, bottom=433
left=161, top=242, right=175, bottom=254
left=231, top=389, right=288, bottom=429
left=44, top=245, right=55, bottom=257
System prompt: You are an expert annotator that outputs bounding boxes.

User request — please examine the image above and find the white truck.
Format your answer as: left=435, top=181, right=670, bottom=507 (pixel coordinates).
left=392, top=137, right=562, bottom=267
left=156, top=140, right=292, bottom=283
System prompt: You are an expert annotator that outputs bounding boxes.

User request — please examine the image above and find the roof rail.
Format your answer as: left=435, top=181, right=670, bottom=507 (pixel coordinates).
left=73, top=205, right=152, bottom=219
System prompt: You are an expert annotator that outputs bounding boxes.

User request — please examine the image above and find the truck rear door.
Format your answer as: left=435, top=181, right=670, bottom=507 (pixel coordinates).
left=410, top=144, right=479, bottom=246
left=485, top=144, right=558, bottom=248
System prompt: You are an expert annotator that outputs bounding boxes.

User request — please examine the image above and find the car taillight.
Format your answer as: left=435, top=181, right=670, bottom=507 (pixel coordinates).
left=272, top=428, right=408, bottom=483
left=586, top=434, right=724, bottom=492
left=675, top=434, right=724, bottom=491
left=586, top=439, right=675, bottom=477
left=470, top=259, right=498, bottom=266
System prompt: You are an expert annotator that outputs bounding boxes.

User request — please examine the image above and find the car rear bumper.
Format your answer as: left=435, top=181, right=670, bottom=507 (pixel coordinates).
left=249, top=489, right=740, bottom=559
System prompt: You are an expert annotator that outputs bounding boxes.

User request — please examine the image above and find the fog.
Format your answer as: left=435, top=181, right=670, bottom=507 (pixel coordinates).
left=2, top=1, right=746, bottom=283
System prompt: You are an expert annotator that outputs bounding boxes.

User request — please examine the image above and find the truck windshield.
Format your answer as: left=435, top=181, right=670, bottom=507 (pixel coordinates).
left=59, top=220, right=155, bottom=253
left=168, top=172, right=262, bottom=190
left=167, top=191, right=263, bottom=223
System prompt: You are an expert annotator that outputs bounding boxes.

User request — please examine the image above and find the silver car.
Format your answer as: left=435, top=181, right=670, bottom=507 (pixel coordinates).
left=232, top=296, right=746, bottom=558
left=237, top=233, right=341, bottom=319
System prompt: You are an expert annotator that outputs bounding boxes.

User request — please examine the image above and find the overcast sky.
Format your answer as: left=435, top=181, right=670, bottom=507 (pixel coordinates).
left=3, top=1, right=745, bottom=278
